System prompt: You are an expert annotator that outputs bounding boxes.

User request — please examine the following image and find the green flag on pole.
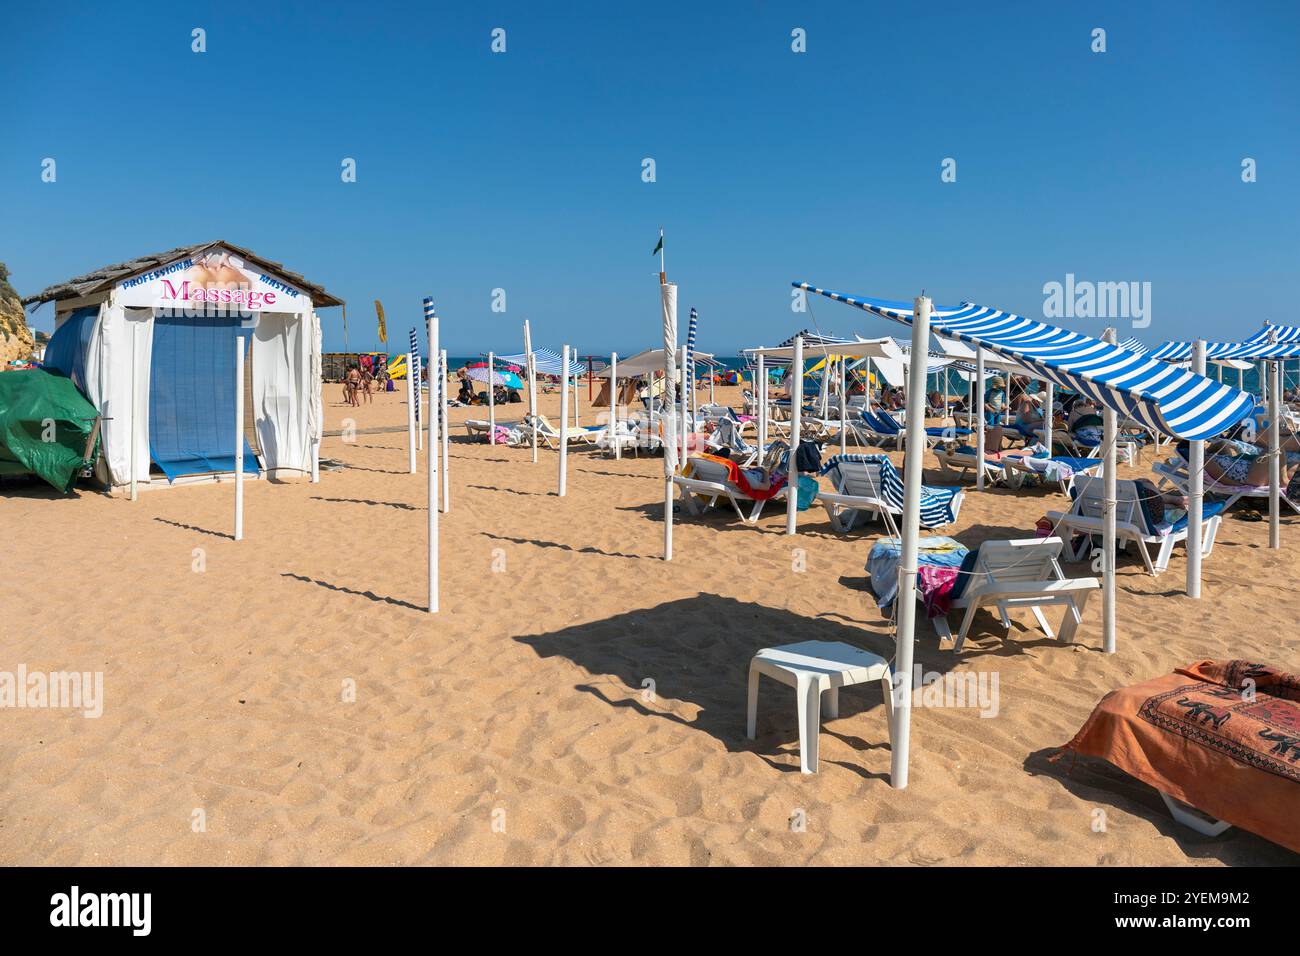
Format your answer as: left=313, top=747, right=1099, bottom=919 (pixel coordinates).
left=651, top=234, right=663, bottom=255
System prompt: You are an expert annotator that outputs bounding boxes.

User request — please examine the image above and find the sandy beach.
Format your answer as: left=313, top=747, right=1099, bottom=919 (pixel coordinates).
left=1, top=382, right=1297, bottom=866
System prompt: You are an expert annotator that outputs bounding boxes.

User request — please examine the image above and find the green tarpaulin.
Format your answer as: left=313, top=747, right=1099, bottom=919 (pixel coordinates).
left=0, top=369, right=98, bottom=492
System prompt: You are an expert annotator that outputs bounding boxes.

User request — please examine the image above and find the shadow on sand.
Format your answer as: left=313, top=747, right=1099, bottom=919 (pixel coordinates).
left=513, top=593, right=969, bottom=772
left=280, top=572, right=425, bottom=612
left=1024, top=746, right=1300, bottom=865
left=153, top=517, right=233, bottom=540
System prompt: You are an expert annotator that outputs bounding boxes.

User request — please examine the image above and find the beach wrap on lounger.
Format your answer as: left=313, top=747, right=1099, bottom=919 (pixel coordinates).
left=1058, top=659, right=1300, bottom=853
left=691, top=453, right=787, bottom=500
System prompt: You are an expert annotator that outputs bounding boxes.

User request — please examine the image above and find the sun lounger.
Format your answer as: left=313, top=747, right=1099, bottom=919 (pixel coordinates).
left=1153, top=455, right=1300, bottom=515
left=852, top=409, right=968, bottom=451
left=1059, top=659, right=1300, bottom=853
left=463, top=418, right=519, bottom=439
left=819, top=454, right=964, bottom=531
left=1046, top=475, right=1223, bottom=576
left=933, top=537, right=1100, bottom=652
left=933, top=445, right=1006, bottom=485
left=517, top=414, right=598, bottom=449
left=705, top=416, right=774, bottom=467
left=1000, top=451, right=1104, bottom=495
left=817, top=458, right=901, bottom=535
left=673, top=455, right=788, bottom=524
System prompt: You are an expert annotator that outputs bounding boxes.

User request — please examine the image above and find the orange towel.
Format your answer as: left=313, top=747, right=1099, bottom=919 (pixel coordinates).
left=691, top=453, right=787, bottom=501
left=1058, top=660, right=1300, bottom=852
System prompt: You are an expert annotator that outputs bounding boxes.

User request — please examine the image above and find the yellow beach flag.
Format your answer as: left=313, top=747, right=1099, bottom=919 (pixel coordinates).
left=375, top=299, right=388, bottom=344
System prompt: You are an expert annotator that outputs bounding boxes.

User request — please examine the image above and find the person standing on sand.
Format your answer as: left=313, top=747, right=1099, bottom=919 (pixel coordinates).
left=345, top=364, right=362, bottom=407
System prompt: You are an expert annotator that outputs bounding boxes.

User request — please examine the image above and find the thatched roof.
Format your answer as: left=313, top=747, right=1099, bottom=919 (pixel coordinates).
left=21, top=241, right=344, bottom=308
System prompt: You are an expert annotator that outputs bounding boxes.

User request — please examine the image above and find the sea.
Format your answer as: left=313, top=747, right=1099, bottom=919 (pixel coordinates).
left=431, top=356, right=1290, bottom=397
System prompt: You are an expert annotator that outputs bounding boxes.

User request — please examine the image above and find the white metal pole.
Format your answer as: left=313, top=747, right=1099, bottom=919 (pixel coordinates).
left=1043, top=382, right=1054, bottom=454
left=130, top=322, right=138, bottom=502
left=611, top=352, right=620, bottom=461
left=234, top=337, right=245, bottom=541
left=892, top=295, right=931, bottom=790
left=1102, top=328, right=1118, bottom=653
left=558, top=345, right=570, bottom=496
left=709, top=364, right=715, bottom=404
left=1187, top=340, right=1205, bottom=598
left=692, top=359, right=699, bottom=422
left=662, top=282, right=678, bottom=561
left=757, top=354, right=767, bottom=449
left=975, top=348, right=986, bottom=491
left=839, top=354, right=847, bottom=457
left=440, top=349, right=450, bottom=513
left=487, top=351, right=495, bottom=444
left=573, top=369, right=581, bottom=428
left=424, top=298, right=439, bottom=614
left=679, top=357, right=688, bottom=470
left=523, top=320, right=537, bottom=463
left=405, top=353, right=417, bottom=474
left=785, top=336, right=803, bottom=535
left=1269, top=358, right=1281, bottom=549
left=865, top=357, right=873, bottom=414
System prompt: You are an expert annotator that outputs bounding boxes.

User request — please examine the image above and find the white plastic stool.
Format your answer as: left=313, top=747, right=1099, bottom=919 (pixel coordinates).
left=746, top=640, right=894, bottom=774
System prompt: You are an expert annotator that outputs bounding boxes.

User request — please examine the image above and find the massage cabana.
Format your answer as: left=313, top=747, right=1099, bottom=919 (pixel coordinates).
left=793, top=282, right=1253, bottom=789
left=27, top=241, right=339, bottom=494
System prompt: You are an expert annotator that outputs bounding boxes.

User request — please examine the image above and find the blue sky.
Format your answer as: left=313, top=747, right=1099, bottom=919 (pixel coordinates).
left=3, top=1, right=1297, bottom=355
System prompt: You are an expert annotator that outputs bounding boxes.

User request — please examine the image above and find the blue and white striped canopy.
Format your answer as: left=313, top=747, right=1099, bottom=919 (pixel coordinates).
left=793, top=282, right=1255, bottom=441
left=495, top=349, right=572, bottom=376
left=1151, top=340, right=1300, bottom=361
left=1148, top=341, right=1249, bottom=362
left=1246, top=324, right=1300, bottom=344
left=779, top=329, right=855, bottom=348
left=1116, top=337, right=1148, bottom=354
left=746, top=330, right=858, bottom=369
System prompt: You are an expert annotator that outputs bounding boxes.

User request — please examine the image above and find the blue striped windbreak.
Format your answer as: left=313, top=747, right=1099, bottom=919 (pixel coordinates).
left=793, top=283, right=1254, bottom=442
left=684, top=307, right=699, bottom=409
left=408, top=327, right=422, bottom=423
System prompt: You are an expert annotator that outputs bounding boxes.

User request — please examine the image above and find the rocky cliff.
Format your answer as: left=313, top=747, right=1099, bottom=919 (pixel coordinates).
left=0, top=261, right=35, bottom=364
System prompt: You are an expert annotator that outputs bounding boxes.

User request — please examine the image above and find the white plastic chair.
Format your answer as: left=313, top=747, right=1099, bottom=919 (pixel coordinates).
left=818, top=459, right=900, bottom=536
left=934, top=537, right=1100, bottom=652
left=1046, top=476, right=1221, bottom=576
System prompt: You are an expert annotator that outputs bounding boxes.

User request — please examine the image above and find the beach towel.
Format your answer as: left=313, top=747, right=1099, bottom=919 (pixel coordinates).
left=1058, top=660, right=1300, bottom=853
left=691, top=453, right=787, bottom=500
left=867, top=536, right=971, bottom=614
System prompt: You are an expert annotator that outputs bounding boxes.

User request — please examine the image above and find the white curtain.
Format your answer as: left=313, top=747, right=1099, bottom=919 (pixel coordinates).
left=252, top=311, right=311, bottom=474
left=84, top=300, right=154, bottom=486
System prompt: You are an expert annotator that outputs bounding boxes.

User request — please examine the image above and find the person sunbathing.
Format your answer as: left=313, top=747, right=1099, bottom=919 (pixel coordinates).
left=1182, top=438, right=1300, bottom=487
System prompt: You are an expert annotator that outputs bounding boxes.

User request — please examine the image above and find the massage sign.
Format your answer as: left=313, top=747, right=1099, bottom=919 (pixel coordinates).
left=115, top=250, right=307, bottom=319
